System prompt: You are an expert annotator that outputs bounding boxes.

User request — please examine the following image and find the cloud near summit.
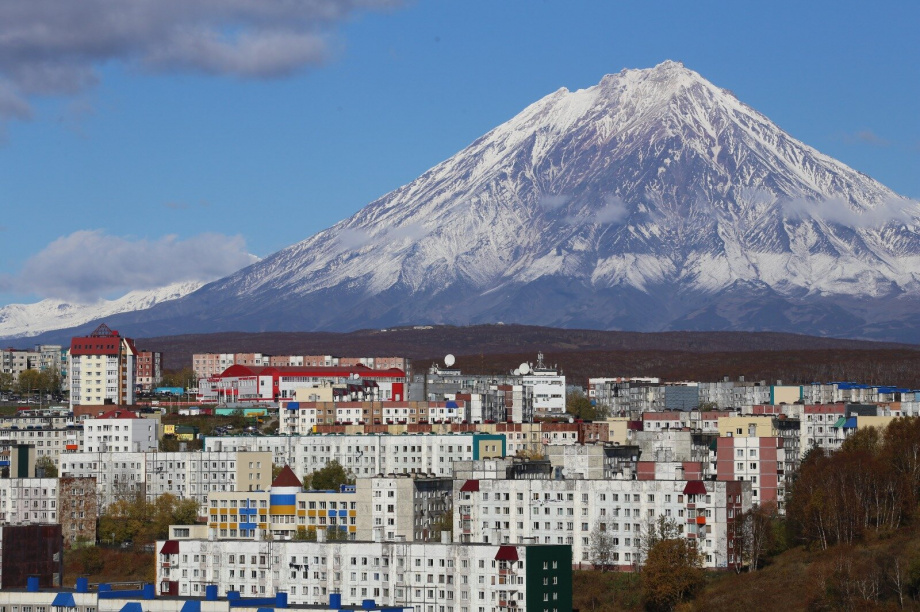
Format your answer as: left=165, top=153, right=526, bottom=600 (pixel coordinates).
left=0, top=0, right=401, bottom=120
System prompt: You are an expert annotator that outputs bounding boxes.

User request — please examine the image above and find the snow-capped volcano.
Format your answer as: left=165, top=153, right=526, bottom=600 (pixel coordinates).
left=11, top=61, right=920, bottom=342
left=0, top=281, right=202, bottom=340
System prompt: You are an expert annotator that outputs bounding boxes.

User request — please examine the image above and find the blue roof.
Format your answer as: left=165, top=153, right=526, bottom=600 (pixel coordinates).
left=120, top=603, right=144, bottom=612
left=844, top=417, right=858, bottom=429
left=181, top=601, right=201, bottom=612
left=286, top=402, right=299, bottom=411
left=51, top=593, right=76, bottom=607
left=445, top=401, right=459, bottom=408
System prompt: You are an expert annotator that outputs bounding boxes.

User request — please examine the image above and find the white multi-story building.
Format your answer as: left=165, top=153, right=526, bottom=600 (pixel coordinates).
left=157, top=537, right=573, bottom=612
left=59, top=450, right=272, bottom=508
left=204, top=433, right=506, bottom=480
left=68, top=323, right=137, bottom=407
left=0, top=425, right=82, bottom=460
left=355, top=475, right=453, bottom=542
left=83, top=409, right=157, bottom=453
left=454, top=476, right=751, bottom=570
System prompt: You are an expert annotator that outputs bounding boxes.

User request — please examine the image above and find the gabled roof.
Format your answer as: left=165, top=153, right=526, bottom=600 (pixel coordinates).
left=683, top=480, right=707, bottom=495
left=271, top=465, right=302, bottom=488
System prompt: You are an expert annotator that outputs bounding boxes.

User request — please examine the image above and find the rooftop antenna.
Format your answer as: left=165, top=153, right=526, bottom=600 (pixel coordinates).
left=536, top=352, right=546, bottom=370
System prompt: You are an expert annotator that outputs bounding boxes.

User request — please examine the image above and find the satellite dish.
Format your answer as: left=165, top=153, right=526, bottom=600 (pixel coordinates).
left=518, top=362, right=531, bottom=375
left=444, top=354, right=455, bottom=367
left=512, top=369, right=521, bottom=376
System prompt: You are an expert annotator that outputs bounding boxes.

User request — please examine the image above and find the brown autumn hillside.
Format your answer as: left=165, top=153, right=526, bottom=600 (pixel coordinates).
left=139, top=325, right=920, bottom=389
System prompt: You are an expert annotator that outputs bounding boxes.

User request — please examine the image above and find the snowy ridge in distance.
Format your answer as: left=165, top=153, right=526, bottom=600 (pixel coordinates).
left=0, top=281, right=203, bottom=340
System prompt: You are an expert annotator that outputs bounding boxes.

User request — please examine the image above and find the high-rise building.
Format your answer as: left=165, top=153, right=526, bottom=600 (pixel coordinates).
left=135, top=350, right=163, bottom=391
left=68, top=323, right=137, bottom=408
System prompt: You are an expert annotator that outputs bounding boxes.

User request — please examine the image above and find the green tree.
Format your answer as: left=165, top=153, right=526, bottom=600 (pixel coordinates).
left=641, top=538, right=705, bottom=611
left=294, top=526, right=317, bottom=541
left=0, top=371, right=13, bottom=392
left=99, top=493, right=200, bottom=546
left=17, top=369, right=43, bottom=395
left=589, top=523, right=615, bottom=571
left=566, top=389, right=597, bottom=420
left=230, top=408, right=249, bottom=430
left=326, top=527, right=350, bottom=541
left=159, top=366, right=198, bottom=390
left=35, top=456, right=58, bottom=477
left=306, top=460, right=354, bottom=491
left=431, top=510, right=453, bottom=541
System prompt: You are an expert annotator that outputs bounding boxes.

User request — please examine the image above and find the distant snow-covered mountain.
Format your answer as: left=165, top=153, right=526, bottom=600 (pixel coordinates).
left=9, top=61, right=920, bottom=343
left=0, top=281, right=202, bottom=340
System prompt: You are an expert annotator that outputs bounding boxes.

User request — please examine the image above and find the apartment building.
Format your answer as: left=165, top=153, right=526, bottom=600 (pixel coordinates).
left=83, top=409, right=157, bottom=453
left=135, top=350, right=163, bottom=391
left=157, top=537, right=573, bottom=612
left=68, top=324, right=137, bottom=407
left=454, top=476, right=750, bottom=570
left=197, top=365, right=406, bottom=404
left=58, top=450, right=272, bottom=508
left=355, top=474, right=453, bottom=542
left=204, top=433, right=506, bottom=480
left=0, top=477, right=97, bottom=547
left=204, top=467, right=357, bottom=540
left=716, top=436, right=788, bottom=510
left=281, top=400, right=466, bottom=434
left=0, top=424, right=82, bottom=460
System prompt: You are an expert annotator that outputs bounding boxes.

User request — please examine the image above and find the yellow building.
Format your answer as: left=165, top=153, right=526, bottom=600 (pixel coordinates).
left=207, top=466, right=358, bottom=540
left=718, top=415, right=778, bottom=438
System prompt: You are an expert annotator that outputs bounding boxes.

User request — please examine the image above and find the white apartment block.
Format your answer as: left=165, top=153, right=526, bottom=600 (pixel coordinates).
left=454, top=477, right=751, bottom=570
left=59, top=451, right=272, bottom=508
left=157, top=537, right=573, bottom=612
left=205, top=433, right=506, bottom=480
left=83, top=410, right=157, bottom=453
left=0, top=426, right=82, bottom=460
left=354, top=475, right=453, bottom=543
left=68, top=324, right=137, bottom=407
left=0, top=478, right=59, bottom=523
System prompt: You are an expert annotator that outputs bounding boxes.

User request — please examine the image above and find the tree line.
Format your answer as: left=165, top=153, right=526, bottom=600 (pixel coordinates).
left=787, top=417, right=920, bottom=549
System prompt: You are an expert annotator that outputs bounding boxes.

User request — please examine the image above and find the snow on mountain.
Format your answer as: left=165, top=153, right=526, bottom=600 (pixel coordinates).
left=0, top=281, right=203, bottom=340
left=15, top=61, right=920, bottom=341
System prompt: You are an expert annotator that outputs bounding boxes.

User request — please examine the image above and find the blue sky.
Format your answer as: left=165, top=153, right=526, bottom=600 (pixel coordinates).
left=0, top=0, right=917, bottom=306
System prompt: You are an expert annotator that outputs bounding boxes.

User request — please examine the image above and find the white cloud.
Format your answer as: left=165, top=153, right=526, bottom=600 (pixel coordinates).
left=781, top=197, right=919, bottom=228
left=336, top=227, right=373, bottom=250
left=0, top=0, right=402, bottom=121
left=387, top=222, right=429, bottom=242
left=595, top=195, right=630, bottom=225
left=538, top=194, right=570, bottom=210
left=4, top=230, right=258, bottom=302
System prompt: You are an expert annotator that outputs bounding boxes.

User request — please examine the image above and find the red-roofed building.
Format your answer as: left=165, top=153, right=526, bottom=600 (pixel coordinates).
left=197, top=364, right=406, bottom=404
left=271, top=465, right=302, bottom=489
left=68, top=323, right=138, bottom=409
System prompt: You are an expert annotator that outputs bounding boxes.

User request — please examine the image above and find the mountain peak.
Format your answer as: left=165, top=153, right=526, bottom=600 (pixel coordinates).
left=12, top=64, right=920, bottom=343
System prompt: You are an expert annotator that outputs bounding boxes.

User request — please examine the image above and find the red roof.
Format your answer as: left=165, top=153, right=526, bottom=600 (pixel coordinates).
left=683, top=481, right=707, bottom=496
left=217, top=364, right=405, bottom=379
left=494, top=546, right=519, bottom=562
left=271, top=465, right=302, bottom=488
left=460, top=480, right=480, bottom=492
left=160, top=540, right=179, bottom=555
